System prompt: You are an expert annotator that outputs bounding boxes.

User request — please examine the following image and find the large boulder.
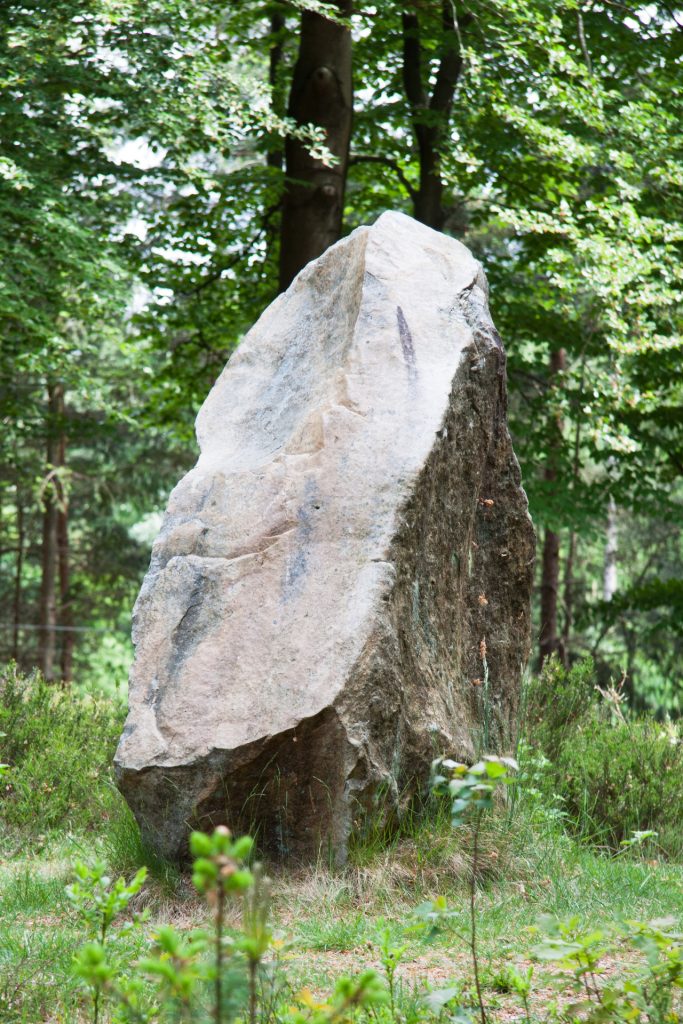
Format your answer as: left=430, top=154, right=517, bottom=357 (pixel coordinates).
left=115, top=212, right=534, bottom=864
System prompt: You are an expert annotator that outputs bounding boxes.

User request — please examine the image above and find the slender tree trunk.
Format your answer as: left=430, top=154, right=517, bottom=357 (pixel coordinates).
left=57, top=426, right=73, bottom=685
left=278, top=0, right=353, bottom=291
left=540, top=527, right=561, bottom=666
left=561, top=530, right=576, bottom=666
left=623, top=623, right=637, bottom=709
left=560, top=380, right=584, bottom=666
left=38, top=382, right=64, bottom=681
left=39, top=487, right=59, bottom=681
left=603, top=496, right=618, bottom=601
left=266, top=6, right=287, bottom=269
left=402, top=4, right=470, bottom=229
left=11, top=496, right=24, bottom=664
left=539, top=348, right=566, bottom=666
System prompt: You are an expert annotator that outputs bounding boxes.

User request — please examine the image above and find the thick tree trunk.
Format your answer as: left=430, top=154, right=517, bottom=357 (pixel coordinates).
left=414, top=137, right=444, bottom=229
left=38, top=382, right=64, bottom=682
left=539, top=348, right=566, bottom=666
left=278, top=0, right=352, bottom=291
left=402, top=4, right=469, bottom=230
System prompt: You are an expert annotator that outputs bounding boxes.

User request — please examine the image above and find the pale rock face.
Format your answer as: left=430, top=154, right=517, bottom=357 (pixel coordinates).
left=115, top=212, right=535, bottom=862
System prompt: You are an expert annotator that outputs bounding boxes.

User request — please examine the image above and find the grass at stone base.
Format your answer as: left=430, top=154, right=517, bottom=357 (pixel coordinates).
left=2, top=800, right=683, bottom=1023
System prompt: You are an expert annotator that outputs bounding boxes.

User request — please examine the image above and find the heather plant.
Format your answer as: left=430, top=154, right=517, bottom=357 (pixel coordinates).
left=522, top=656, right=597, bottom=757
left=556, top=717, right=683, bottom=857
left=520, top=657, right=683, bottom=857
left=0, top=662, right=123, bottom=838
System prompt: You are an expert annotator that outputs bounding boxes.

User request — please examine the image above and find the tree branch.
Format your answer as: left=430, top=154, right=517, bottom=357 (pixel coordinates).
left=430, top=3, right=472, bottom=112
left=348, top=153, right=417, bottom=199
left=576, top=8, right=593, bottom=74
left=401, top=12, right=427, bottom=111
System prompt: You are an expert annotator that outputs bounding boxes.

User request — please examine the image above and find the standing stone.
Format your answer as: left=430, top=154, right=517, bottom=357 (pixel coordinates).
left=115, top=212, right=534, bottom=864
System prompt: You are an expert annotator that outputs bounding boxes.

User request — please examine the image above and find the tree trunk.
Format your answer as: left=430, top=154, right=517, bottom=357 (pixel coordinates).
left=57, top=426, right=73, bottom=685
left=267, top=7, right=287, bottom=173
left=540, top=527, right=562, bottom=666
left=603, top=496, right=618, bottom=601
left=561, top=529, right=576, bottom=666
left=539, top=348, right=566, bottom=666
left=39, top=486, right=59, bottom=681
left=402, top=4, right=469, bottom=229
left=278, top=0, right=353, bottom=291
left=414, top=131, right=444, bottom=229
left=11, top=496, right=24, bottom=664
left=560, top=386, right=584, bottom=665
left=38, top=382, right=64, bottom=682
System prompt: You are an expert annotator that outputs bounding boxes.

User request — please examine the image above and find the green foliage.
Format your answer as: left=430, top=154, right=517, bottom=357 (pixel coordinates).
left=522, top=657, right=683, bottom=857
left=556, top=718, right=683, bottom=858
left=68, top=861, right=149, bottom=1024
left=69, top=825, right=389, bottom=1024
left=432, top=756, right=518, bottom=825
left=0, top=662, right=123, bottom=836
left=523, top=656, right=597, bottom=754
left=532, top=914, right=683, bottom=1023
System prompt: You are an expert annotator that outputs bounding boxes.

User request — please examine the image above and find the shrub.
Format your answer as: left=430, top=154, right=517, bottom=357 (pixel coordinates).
left=521, top=657, right=683, bottom=857
left=522, top=655, right=597, bottom=756
left=555, top=716, right=683, bottom=857
left=0, top=662, right=124, bottom=837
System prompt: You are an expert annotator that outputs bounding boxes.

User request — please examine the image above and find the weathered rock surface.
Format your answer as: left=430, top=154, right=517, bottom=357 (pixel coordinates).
left=115, top=211, right=535, bottom=863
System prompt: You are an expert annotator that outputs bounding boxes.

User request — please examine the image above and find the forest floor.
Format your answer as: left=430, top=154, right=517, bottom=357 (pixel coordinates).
left=2, top=803, right=683, bottom=1023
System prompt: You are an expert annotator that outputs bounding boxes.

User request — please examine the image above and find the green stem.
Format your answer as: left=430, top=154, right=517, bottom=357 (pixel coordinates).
left=471, top=811, right=486, bottom=1024
left=482, top=654, right=490, bottom=752
left=249, top=957, right=258, bottom=1024
left=94, top=919, right=108, bottom=1024
left=215, top=886, right=225, bottom=1024
left=389, top=968, right=395, bottom=1021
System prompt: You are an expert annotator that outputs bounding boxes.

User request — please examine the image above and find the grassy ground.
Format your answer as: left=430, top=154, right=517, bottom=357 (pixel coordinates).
left=2, top=665, right=681, bottom=1022
left=2, top=792, right=682, bottom=1023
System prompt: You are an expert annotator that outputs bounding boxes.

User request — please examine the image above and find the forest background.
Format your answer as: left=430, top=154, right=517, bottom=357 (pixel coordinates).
left=1, top=0, right=682, bottom=716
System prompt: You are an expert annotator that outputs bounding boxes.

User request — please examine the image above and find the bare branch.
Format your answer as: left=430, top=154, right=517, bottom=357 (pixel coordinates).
left=348, top=153, right=417, bottom=199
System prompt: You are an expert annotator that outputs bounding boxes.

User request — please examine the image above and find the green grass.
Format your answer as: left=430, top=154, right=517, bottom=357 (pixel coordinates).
left=274, top=812, right=683, bottom=956
left=1, top=796, right=682, bottom=1022
left=0, top=830, right=152, bottom=1023
left=1, top=661, right=682, bottom=1022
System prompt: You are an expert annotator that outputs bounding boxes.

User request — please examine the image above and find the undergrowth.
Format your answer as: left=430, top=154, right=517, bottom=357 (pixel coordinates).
left=1, top=661, right=682, bottom=1022
left=0, top=662, right=124, bottom=844
left=522, top=655, right=683, bottom=858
